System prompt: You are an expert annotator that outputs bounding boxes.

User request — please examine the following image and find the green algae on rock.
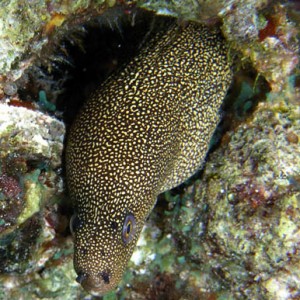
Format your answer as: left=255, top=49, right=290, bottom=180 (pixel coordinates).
left=66, top=22, right=232, bottom=295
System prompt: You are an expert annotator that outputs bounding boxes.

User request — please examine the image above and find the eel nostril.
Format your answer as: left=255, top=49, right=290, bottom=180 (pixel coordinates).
left=99, top=270, right=110, bottom=284
left=76, top=272, right=88, bottom=284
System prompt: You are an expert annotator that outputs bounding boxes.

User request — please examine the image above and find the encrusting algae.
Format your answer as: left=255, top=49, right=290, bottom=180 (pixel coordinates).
left=66, top=21, right=232, bottom=295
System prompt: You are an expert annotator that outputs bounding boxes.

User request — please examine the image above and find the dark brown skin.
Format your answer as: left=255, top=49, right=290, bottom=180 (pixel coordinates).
left=66, top=22, right=232, bottom=295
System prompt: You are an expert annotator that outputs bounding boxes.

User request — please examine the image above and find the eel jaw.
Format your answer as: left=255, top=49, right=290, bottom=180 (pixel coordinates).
left=75, top=270, right=117, bottom=296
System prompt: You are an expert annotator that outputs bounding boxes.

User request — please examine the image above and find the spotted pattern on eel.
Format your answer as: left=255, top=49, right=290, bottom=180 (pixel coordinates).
left=66, top=21, right=232, bottom=295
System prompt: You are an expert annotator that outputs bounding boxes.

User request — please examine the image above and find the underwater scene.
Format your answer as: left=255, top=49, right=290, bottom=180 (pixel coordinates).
left=0, top=0, right=299, bottom=299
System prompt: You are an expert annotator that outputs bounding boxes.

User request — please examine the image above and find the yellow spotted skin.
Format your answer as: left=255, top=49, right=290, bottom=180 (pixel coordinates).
left=66, top=22, right=232, bottom=295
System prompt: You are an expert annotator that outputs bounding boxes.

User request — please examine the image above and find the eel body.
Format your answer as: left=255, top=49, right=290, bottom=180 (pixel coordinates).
left=66, top=22, right=232, bottom=295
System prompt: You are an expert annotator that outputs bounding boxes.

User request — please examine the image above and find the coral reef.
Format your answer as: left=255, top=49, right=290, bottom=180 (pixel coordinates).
left=134, top=0, right=299, bottom=92
left=111, top=83, right=299, bottom=300
left=0, top=0, right=116, bottom=80
left=0, top=102, right=68, bottom=297
left=0, top=0, right=299, bottom=299
left=222, top=3, right=298, bottom=92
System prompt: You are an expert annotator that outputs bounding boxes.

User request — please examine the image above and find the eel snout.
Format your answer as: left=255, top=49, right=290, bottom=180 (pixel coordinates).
left=75, top=270, right=116, bottom=295
left=70, top=212, right=141, bottom=295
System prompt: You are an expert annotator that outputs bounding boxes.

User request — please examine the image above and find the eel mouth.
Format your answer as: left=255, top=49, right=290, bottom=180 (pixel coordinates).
left=76, top=270, right=116, bottom=295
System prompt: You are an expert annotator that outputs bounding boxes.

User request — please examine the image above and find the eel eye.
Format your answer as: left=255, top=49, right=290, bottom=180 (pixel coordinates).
left=70, top=214, right=82, bottom=235
left=122, top=213, right=136, bottom=244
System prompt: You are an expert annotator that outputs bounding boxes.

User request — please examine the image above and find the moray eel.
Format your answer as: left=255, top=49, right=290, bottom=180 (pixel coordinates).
left=66, top=21, right=232, bottom=295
